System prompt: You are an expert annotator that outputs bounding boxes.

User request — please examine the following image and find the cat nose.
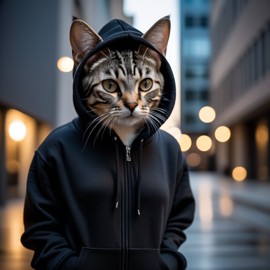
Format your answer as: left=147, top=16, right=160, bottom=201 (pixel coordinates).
left=126, top=102, right=138, bottom=112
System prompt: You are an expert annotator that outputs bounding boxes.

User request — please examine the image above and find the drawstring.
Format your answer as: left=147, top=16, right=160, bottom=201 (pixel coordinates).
left=137, top=139, right=144, bottom=216
left=114, top=137, right=119, bottom=209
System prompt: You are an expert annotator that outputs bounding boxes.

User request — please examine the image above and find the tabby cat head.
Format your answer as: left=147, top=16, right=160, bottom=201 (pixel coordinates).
left=70, top=17, right=170, bottom=143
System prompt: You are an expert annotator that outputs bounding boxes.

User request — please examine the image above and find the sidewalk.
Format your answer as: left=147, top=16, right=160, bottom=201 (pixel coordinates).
left=0, top=199, right=33, bottom=270
left=181, top=172, right=270, bottom=270
left=197, top=172, right=270, bottom=232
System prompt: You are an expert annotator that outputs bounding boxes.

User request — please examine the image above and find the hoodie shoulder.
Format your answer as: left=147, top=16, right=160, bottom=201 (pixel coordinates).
left=159, top=129, right=179, bottom=146
left=37, top=119, right=82, bottom=156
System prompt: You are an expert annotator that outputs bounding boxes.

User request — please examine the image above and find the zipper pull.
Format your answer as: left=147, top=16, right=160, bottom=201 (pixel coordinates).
left=126, top=146, right=132, bottom=162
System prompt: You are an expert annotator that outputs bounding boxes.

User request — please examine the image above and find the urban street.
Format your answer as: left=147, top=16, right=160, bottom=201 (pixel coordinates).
left=1, top=172, right=270, bottom=270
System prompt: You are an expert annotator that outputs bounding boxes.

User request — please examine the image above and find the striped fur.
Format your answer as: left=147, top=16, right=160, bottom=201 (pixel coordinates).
left=82, top=49, right=166, bottom=145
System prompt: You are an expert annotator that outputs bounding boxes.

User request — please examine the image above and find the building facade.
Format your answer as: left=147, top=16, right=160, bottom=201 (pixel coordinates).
left=210, top=0, right=270, bottom=181
left=180, top=0, right=212, bottom=169
left=0, top=0, right=129, bottom=204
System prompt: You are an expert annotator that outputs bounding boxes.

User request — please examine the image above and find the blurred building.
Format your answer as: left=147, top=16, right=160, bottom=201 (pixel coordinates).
left=211, top=0, right=270, bottom=181
left=0, top=0, right=130, bottom=205
left=180, top=0, right=212, bottom=170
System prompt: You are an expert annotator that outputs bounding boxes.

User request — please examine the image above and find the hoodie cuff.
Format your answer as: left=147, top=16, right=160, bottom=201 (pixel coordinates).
left=161, top=250, right=187, bottom=270
left=58, top=255, right=78, bottom=270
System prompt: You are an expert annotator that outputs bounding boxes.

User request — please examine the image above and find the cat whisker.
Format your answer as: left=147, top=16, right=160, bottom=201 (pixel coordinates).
left=93, top=114, right=116, bottom=145
left=144, top=118, right=153, bottom=135
left=150, top=112, right=163, bottom=125
left=153, top=107, right=167, bottom=116
left=82, top=113, right=112, bottom=150
left=83, top=113, right=107, bottom=138
left=146, top=115, right=160, bottom=133
left=151, top=111, right=167, bottom=123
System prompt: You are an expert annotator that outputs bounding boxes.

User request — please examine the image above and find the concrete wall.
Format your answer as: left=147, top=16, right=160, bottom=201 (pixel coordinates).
left=0, top=0, right=59, bottom=125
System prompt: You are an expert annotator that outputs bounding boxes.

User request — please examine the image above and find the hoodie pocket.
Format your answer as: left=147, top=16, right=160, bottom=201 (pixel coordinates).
left=76, top=247, right=121, bottom=270
left=128, top=249, right=169, bottom=270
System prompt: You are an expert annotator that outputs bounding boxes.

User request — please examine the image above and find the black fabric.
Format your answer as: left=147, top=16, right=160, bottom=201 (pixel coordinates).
left=21, top=18, right=195, bottom=270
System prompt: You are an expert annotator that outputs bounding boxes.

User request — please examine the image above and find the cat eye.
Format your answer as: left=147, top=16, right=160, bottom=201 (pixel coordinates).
left=139, top=78, right=153, bottom=92
left=102, top=79, right=118, bottom=92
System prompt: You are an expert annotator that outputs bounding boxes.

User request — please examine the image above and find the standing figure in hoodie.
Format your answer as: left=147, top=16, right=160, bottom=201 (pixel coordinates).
left=21, top=16, right=195, bottom=270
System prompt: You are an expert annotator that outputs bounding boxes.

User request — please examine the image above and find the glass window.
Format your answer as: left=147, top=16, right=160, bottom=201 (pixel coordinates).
left=183, top=38, right=211, bottom=58
left=200, top=89, right=209, bottom=101
left=186, top=90, right=196, bottom=101
left=185, top=64, right=209, bottom=78
left=200, top=16, right=208, bottom=27
left=185, top=113, right=197, bottom=124
left=185, top=16, right=195, bottom=27
left=185, top=15, right=209, bottom=28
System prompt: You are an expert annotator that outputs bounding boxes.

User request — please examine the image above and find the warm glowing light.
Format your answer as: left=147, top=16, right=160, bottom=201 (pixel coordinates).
left=215, top=126, right=231, bottom=142
left=178, top=134, right=192, bottom=152
left=256, top=121, right=268, bottom=146
left=199, top=106, right=216, bottom=123
left=186, top=153, right=201, bottom=167
left=57, top=56, right=74, bottom=72
left=8, top=120, right=27, bottom=142
left=196, top=135, right=212, bottom=152
left=232, top=166, right=247, bottom=181
left=6, top=201, right=26, bottom=255
left=6, top=159, right=20, bottom=174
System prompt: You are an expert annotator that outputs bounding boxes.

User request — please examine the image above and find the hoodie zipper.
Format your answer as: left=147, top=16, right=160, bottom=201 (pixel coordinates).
left=121, top=145, right=132, bottom=269
left=126, top=146, right=132, bottom=162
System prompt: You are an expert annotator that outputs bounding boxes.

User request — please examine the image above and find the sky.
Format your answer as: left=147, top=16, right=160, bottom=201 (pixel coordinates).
left=124, top=0, right=181, bottom=129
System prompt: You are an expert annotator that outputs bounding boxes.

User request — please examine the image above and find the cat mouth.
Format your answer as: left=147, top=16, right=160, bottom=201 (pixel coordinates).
left=126, top=114, right=141, bottom=119
left=123, top=112, right=135, bottom=118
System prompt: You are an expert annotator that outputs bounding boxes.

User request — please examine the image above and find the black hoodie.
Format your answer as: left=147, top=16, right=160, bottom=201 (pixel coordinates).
left=21, top=18, right=195, bottom=270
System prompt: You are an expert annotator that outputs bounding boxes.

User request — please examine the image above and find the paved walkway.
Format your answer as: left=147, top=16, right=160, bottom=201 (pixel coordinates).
left=0, top=199, right=33, bottom=270
left=181, top=172, right=270, bottom=270
left=0, top=172, right=270, bottom=270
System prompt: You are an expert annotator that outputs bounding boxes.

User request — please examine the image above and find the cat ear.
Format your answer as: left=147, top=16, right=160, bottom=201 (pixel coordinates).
left=142, top=16, right=171, bottom=56
left=70, top=19, right=102, bottom=67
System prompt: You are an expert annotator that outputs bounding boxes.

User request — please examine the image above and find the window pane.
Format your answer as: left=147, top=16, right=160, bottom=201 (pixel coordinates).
left=183, top=38, right=211, bottom=58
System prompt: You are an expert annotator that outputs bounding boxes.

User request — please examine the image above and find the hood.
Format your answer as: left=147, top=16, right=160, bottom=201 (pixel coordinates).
left=72, top=18, right=176, bottom=143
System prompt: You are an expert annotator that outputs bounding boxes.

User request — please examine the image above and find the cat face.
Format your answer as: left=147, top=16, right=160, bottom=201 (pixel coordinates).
left=82, top=49, right=164, bottom=127
left=70, top=16, right=170, bottom=136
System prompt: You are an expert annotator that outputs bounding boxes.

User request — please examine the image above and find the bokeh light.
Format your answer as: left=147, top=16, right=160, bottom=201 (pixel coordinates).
left=215, top=126, right=231, bottom=142
left=57, top=56, right=74, bottom=72
left=232, top=166, right=247, bottom=181
left=255, top=121, right=268, bottom=146
left=178, top=134, right=192, bottom=152
left=199, top=106, right=216, bottom=123
left=196, top=135, right=212, bottom=152
left=8, top=119, right=27, bottom=142
left=186, top=152, right=201, bottom=167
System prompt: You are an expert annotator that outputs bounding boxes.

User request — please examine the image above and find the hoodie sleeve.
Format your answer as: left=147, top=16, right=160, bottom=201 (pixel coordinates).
left=21, top=152, right=78, bottom=270
left=161, top=153, right=195, bottom=270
